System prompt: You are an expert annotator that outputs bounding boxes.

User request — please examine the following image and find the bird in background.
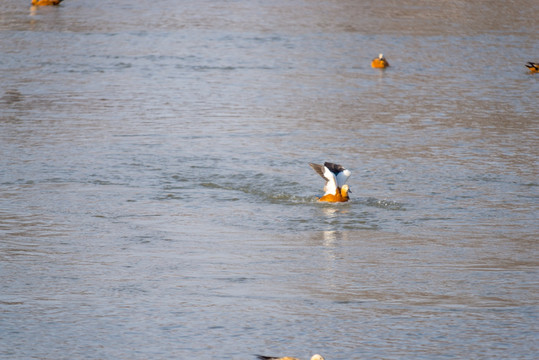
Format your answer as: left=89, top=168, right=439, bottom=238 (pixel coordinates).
left=32, top=0, right=63, bottom=6
left=525, top=62, right=538, bottom=73
left=256, top=354, right=325, bottom=360
left=371, top=53, right=389, bottom=68
left=309, top=162, right=351, bottom=202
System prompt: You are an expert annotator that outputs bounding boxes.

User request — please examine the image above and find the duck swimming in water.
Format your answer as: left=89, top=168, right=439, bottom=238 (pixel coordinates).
left=371, top=53, right=389, bottom=68
left=525, top=62, right=538, bottom=73
left=256, top=354, right=325, bottom=360
left=32, top=0, right=63, bottom=6
left=309, top=162, right=351, bottom=202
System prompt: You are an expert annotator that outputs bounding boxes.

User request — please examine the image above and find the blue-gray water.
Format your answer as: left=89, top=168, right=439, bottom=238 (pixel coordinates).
left=1, top=1, right=538, bottom=359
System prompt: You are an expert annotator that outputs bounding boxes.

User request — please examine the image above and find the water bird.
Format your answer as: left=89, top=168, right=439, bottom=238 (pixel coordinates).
left=371, top=53, right=389, bottom=68
left=525, top=62, right=538, bottom=73
left=256, top=355, right=325, bottom=360
left=309, top=162, right=351, bottom=202
left=32, top=0, right=63, bottom=5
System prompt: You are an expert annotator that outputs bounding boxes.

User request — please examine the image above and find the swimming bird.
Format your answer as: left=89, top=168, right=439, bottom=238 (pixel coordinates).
left=309, top=162, right=351, bottom=202
left=256, top=355, right=325, bottom=360
left=371, top=53, right=389, bottom=68
left=525, top=62, right=538, bottom=73
left=32, top=0, right=63, bottom=5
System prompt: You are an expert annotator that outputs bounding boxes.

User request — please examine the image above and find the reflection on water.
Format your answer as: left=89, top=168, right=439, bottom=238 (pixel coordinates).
left=1, top=0, right=538, bottom=359
left=321, top=230, right=340, bottom=246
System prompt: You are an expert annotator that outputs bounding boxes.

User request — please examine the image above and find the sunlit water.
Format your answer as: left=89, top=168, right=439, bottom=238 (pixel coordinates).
left=1, top=1, right=538, bottom=359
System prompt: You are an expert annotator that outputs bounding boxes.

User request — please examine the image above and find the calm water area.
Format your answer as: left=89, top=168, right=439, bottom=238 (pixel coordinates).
left=1, top=1, right=538, bottom=359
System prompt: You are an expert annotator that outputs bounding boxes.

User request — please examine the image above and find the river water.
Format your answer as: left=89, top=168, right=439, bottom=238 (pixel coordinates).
left=1, top=1, right=538, bottom=359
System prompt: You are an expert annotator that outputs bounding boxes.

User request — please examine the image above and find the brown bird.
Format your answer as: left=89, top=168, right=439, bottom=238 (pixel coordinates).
left=32, top=0, right=63, bottom=6
left=525, top=62, right=538, bottom=73
left=310, top=162, right=351, bottom=203
left=256, top=355, right=325, bottom=360
left=371, top=53, right=389, bottom=68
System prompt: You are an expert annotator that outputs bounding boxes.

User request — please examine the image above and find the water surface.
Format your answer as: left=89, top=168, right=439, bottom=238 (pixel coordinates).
left=1, top=1, right=538, bottom=359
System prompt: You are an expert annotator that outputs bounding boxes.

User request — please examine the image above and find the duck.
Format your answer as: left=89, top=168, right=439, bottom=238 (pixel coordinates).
left=309, top=162, right=351, bottom=203
left=371, top=53, right=389, bottom=68
left=256, top=355, right=325, bottom=360
left=32, top=0, right=63, bottom=6
left=525, top=62, right=538, bottom=73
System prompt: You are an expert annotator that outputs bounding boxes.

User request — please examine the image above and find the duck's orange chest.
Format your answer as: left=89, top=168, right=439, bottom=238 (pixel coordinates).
left=32, top=0, right=62, bottom=5
left=318, top=189, right=349, bottom=203
left=371, top=58, right=389, bottom=68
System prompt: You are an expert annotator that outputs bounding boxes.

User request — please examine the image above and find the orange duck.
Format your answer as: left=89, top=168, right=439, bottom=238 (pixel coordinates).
left=256, top=355, right=325, bottom=360
left=309, top=162, right=351, bottom=203
left=371, top=53, right=389, bottom=68
left=32, top=0, right=63, bottom=5
left=525, top=62, right=538, bottom=73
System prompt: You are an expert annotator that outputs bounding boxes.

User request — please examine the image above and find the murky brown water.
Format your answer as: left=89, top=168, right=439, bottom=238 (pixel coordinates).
left=1, top=0, right=538, bottom=359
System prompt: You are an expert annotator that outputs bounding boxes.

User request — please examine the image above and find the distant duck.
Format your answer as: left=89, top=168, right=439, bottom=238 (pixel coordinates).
left=371, top=53, right=389, bottom=68
left=32, top=0, right=63, bottom=5
left=256, top=355, right=325, bottom=360
left=525, top=62, right=538, bottom=73
left=309, top=162, right=351, bottom=203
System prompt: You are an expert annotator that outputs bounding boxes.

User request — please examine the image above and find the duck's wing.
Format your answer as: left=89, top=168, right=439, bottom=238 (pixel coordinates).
left=336, top=169, right=351, bottom=188
left=309, top=163, right=326, bottom=179
left=324, top=162, right=351, bottom=188
left=309, top=163, right=338, bottom=195
left=324, top=162, right=345, bottom=174
left=256, top=357, right=298, bottom=360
